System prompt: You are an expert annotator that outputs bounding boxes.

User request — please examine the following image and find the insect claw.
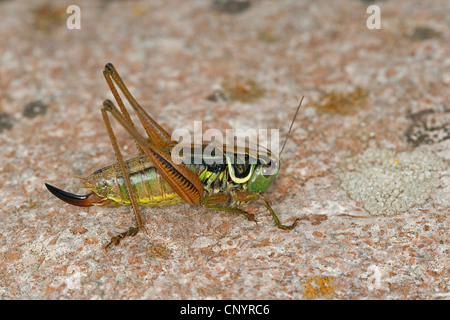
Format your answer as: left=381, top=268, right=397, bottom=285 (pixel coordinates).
left=104, top=238, right=118, bottom=250
left=45, top=183, right=94, bottom=207
left=140, top=225, right=149, bottom=235
left=278, top=218, right=300, bottom=230
left=247, top=213, right=256, bottom=222
left=104, top=226, right=139, bottom=250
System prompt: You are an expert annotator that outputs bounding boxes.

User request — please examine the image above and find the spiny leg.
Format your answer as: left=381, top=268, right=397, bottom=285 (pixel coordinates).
left=103, top=65, right=145, bottom=155
left=258, top=194, right=299, bottom=230
left=233, top=191, right=299, bottom=230
left=204, top=204, right=256, bottom=223
left=102, top=99, right=203, bottom=206
left=102, top=100, right=148, bottom=249
left=201, top=194, right=256, bottom=222
left=105, top=226, right=139, bottom=250
left=104, top=64, right=204, bottom=205
left=103, top=63, right=173, bottom=150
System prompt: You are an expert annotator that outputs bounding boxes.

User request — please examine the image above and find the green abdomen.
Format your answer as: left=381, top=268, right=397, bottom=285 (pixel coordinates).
left=85, top=155, right=187, bottom=207
left=84, top=152, right=233, bottom=207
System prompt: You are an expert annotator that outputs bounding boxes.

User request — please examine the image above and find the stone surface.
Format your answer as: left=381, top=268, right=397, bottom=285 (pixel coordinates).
left=0, top=0, right=449, bottom=300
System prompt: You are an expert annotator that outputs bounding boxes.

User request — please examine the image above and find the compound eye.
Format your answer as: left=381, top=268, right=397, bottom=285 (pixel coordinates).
left=261, top=162, right=278, bottom=178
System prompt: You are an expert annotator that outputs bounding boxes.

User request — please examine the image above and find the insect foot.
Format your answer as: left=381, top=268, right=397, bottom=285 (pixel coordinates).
left=105, top=226, right=139, bottom=250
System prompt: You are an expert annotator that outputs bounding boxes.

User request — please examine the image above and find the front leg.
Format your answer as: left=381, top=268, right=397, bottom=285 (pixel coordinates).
left=232, top=191, right=299, bottom=230
left=201, top=192, right=299, bottom=230
left=201, top=194, right=256, bottom=222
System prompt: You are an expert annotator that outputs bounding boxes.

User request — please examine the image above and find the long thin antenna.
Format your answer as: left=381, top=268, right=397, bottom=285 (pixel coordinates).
left=279, top=96, right=304, bottom=160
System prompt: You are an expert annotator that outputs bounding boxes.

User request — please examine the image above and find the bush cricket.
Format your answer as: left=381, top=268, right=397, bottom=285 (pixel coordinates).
left=45, top=63, right=303, bottom=248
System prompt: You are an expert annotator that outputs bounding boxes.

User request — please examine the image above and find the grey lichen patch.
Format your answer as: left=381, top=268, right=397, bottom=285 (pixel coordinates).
left=334, top=148, right=447, bottom=216
left=23, top=100, right=47, bottom=118
left=409, top=26, right=442, bottom=41
left=0, top=113, right=14, bottom=132
left=405, top=105, right=450, bottom=147
left=212, top=0, right=251, bottom=14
